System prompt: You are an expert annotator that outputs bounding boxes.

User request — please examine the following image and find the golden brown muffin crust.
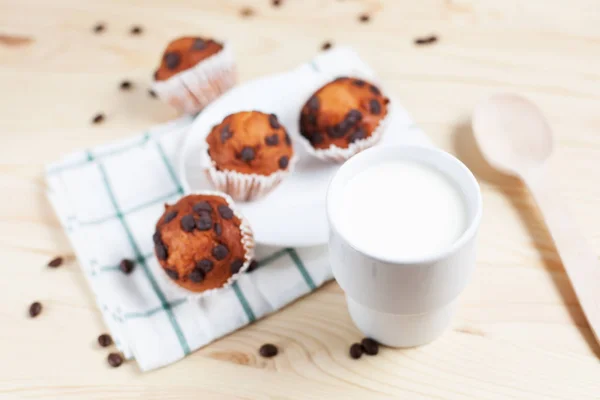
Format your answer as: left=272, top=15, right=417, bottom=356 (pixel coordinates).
left=153, top=194, right=247, bottom=293
left=299, top=77, right=389, bottom=150
left=154, top=37, right=223, bottom=81
left=206, top=111, right=294, bottom=176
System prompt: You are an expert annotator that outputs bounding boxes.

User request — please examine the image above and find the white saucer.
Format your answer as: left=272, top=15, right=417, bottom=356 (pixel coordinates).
left=180, top=69, right=431, bottom=248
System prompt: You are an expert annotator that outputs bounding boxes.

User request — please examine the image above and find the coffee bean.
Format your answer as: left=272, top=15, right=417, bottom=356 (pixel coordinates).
left=119, top=80, right=132, bottom=91
left=107, top=352, right=123, bottom=367
left=349, top=343, right=363, bottom=359
left=307, top=96, right=319, bottom=111
left=240, top=7, right=255, bottom=17
left=321, top=41, right=332, bottom=51
left=218, top=205, right=234, bottom=220
left=29, top=302, right=42, bottom=318
left=93, top=23, right=105, bottom=33
left=155, top=243, right=168, bottom=260
left=359, top=13, right=370, bottom=23
left=265, top=134, right=279, bottom=146
left=193, top=201, right=212, bottom=214
left=165, top=268, right=179, bottom=280
left=220, top=124, right=233, bottom=143
left=196, top=214, right=212, bottom=231
left=48, top=256, right=63, bottom=268
left=214, top=223, right=222, bottom=236
left=352, top=79, right=366, bottom=87
left=369, top=85, right=381, bottom=95
left=240, top=147, right=255, bottom=162
left=361, top=338, right=379, bottom=355
left=414, top=35, right=438, bottom=46
left=259, top=343, right=278, bottom=358
left=311, top=132, right=324, bottom=145
left=98, top=333, right=113, bottom=347
left=148, top=89, right=157, bottom=98
left=212, top=244, right=229, bottom=260
left=192, top=38, right=207, bottom=50
left=272, top=0, right=282, bottom=6
left=369, top=99, right=381, bottom=115
left=189, top=268, right=205, bottom=283
left=92, top=113, right=105, bottom=124
left=230, top=258, right=244, bottom=274
left=346, top=109, right=363, bottom=123
left=119, top=259, right=135, bottom=274
left=285, top=133, right=291, bottom=146
left=279, top=156, right=289, bottom=169
left=164, top=52, right=180, bottom=70
left=164, top=210, right=178, bottom=223
left=269, top=114, right=281, bottom=129
left=197, top=259, right=214, bottom=274
left=180, top=214, right=196, bottom=232
left=247, top=260, right=259, bottom=272
left=130, top=25, right=143, bottom=35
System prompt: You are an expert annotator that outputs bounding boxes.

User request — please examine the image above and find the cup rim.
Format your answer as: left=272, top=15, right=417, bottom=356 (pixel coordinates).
left=326, top=145, right=483, bottom=265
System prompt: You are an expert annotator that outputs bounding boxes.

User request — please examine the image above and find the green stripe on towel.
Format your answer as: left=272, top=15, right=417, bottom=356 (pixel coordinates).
left=232, top=282, right=256, bottom=322
left=286, top=248, right=316, bottom=290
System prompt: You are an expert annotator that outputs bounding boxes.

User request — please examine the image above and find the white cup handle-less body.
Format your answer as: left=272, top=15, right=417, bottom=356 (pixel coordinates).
left=327, top=146, right=482, bottom=347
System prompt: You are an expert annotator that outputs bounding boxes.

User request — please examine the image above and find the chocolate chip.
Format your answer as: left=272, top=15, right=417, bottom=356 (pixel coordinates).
left=152, top=231, right=162, bottom=244
left=212, top=244, right=229, bottom=260
left=369, top=99, right=381, bottom=115
left=230, top=258, right=244, bottom=274
left=29, top=302, right=42, bottom=318
left=93, top=23, right=105, bottom=33
left=361, top=338, right=379, bottom=355
left=265, top=134, right=279, bottom=146
left=165, top=268, right=179, bottom=280
left=119, top=80, right=132, bottom=91
left=180, top=214, right=196, bottom=232
left=383, top=97, right=390, bottom=105
left=359, top=13, right=370, bottom=23
left=337, top=120, right=352, bottom=135
left=269, top=114, right=281, bottom=129
left=155, top=243, right=167, bottom=260
left=414, top=35, right=438, bottom=46
left=119, top=259, right=135, bottom=274
left=164, top=52, right=180, bottom=70
left=164, top=210, right=178, bottom=223
left=196, top=259, right=214, bottom=274
left=247, top=259, right=259, bottom=272
left=148, top=89, right=157, bottom=98
left=349, top=343, right=363, bottom=359
left=240, top=7, right=255, bottom=17
left=259, top=343, right=278, bottom=358
left=218, top=204, right=234, bottom=220
left=311, top=132, right=324, bottom=145
left=48, top=256, right=63, bottom=268
left=240, top=147, right=255, bottom=162
left=279, top=156, right=289, bottom=169
left=98, top=333, right=113, bottom=347
left=189, top=268, right=205, bottom=283
left=321, top=41, right=332, bottom=51
left=192, top=38, right=207, bottom=50
left=220, top=124, right=233, bottom=143
left=196, top=214, right=212, bottom=231
left=92, top=113, right=105, bottom=124
left=369, top=85, right=381, bottom=95
left=352, top=79, right=366, bottom=87
left=308, top=114, right=317, bottom=126
left=193, top=201, right=212, bottom=215
left=130, top=25, right=143, bottom=35
left=307, top=96, right=319, bottom=111
left=327, top=126, right=345, bottom=138
left=285, top=133, right=291, bottom=146
left=214, top=223, right=222, bottom=236
left=348, top=128, right=366, bottom=143
left=346, top=109, right=363, bottom=123
left=107, top=353, right=123, bottom=367
left=153, top=70, right=159, bottom=80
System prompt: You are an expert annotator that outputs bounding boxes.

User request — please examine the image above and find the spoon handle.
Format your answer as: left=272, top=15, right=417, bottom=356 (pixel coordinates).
left=524, top=166, right=600, bottom=343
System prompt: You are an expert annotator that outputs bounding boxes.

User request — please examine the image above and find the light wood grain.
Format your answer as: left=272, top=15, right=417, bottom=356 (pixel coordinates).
left=1, top=0, right=600, bottom=399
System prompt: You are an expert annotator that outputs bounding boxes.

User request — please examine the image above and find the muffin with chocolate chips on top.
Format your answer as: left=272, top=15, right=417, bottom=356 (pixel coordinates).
left=299, top=77, right=390, bottom=162
left=153, top=193, right=254, bottom=294
left=151, top=36, right=236, bottom=114
left=203, top=111, right=296, bottom=201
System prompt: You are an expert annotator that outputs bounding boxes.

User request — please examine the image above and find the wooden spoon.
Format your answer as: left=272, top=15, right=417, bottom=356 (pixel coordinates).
left=472, top=93, right=600, bottom=343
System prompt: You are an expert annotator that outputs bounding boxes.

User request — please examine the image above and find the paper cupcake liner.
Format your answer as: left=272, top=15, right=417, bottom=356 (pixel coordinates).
left=151, top=42, right=236, bottom=115
left=297, top=104, right=392, bottom=163
left=201, top=149, right=298, bottom=202
left=158, top=191, right=255, bottom=300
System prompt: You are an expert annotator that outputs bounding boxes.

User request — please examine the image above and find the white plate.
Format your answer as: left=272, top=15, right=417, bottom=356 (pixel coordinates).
left=180, top=62, right=431, bottom=247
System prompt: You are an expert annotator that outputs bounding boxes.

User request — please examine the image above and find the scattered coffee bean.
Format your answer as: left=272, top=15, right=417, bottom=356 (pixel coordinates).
left=307, top=96, right=319, bottom=111
left=196, top=214, right=212, bottom=231
left=247, top=259, right=259, bottom=272
left=148, top=89, right=157, bottom=98
left=119, top=80, right=132, bottom=91
left=192, top=38, right=206, bottom=50
left=369, top=85, right=381, bottom=95
left=130, top=25, right=143, bottom=35
left=352, top=79, right=366, bottom=87
left=155, top=243, right=168, bottom=260
left=272, top=0, right=282, bottom=6
left=164, top=52, right=180, bottom=70
left=265, top=134, right=279, bottom=146
left=414, top=35, right=438, bottom=46
left=259, top=343, right=278, bottom=358
left=212, top=244, right=229, bottom=260
left=47, top=256, right=63, bottom=268
left=220, top=124, right=233, bottom=143
left=93, top=23, right=105, bottom=34
left=98, top=333, right=113, bottom=347
left=29, top=302, right=42, bottom=318
left=119, top=259, right=135, bottom=274
left=214, top=223, right=222, bottom=236
left=180, top=214, right=196, bottom=232
left=369, top=99, right=381, bottom=115
left=218, top=205, right=234, bottom=220
left=240, top=7, right=255, bottom=17
left=193, top=201, right=212, bottom=214
left=189, top=268, right=205, bottom=283
left=230, top=258, right=244, bottom=274
left=279, top=156, right=289, bottom=169
left=92, top=113, right=105, bottom=124
left=240, top=147, right=255, bottom=162
left=164, top=210, right=178, bottom=223
left=321, top=41, right=332, bottom=51
left=107, top=352, right=123, bottom=367
left=165, top=268, right=179, bottom=280
left=197, top=259, right=214, bottom=274
left=349, top=343, right=363, bottom=359
left=269, top=114, right=281, bottom=129
left=359, top=13, right=371, bottom=23
left=285, top=133, right=291, bottom=146
left=361, top=338, right=379, bottom=355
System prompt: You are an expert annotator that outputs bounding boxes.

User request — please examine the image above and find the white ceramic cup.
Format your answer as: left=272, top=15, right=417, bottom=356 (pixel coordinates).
left=327, top=145, right=482, bottom=347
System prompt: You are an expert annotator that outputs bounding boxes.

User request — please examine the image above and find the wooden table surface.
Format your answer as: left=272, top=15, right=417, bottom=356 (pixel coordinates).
left=2, top=0, right=600, bottom=398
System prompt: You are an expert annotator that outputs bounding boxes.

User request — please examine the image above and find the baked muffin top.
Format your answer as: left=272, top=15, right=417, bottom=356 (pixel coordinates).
left=154, top=37, right=223, bottom=81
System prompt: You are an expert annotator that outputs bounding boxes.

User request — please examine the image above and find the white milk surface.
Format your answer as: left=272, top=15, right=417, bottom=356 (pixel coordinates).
left=339, top=160, right=467, bottom=260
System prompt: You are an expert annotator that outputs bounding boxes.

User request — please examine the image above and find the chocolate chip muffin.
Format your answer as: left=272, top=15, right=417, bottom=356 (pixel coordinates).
left=151, top=36, right=236, bottom=114
left=299, top=77, right=390, bottom=162
left=153, top=193, right=254, bottom=294
left=203, top=111, right=296, bottom=201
